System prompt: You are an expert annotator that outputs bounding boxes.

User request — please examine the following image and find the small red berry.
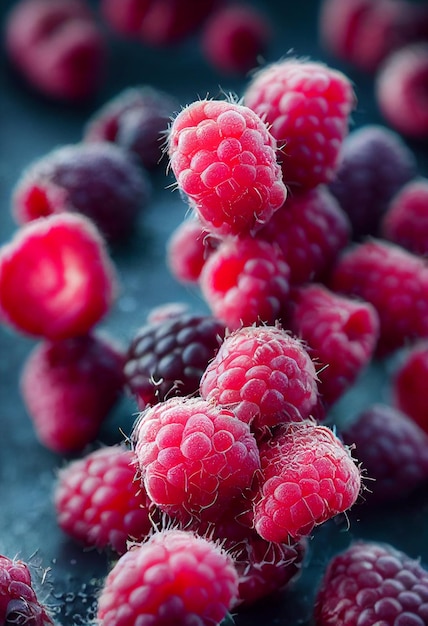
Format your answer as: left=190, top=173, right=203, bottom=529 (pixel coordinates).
left=392, top=340, right=428, bottom=434
left=166, top=218, right=219, bottom=284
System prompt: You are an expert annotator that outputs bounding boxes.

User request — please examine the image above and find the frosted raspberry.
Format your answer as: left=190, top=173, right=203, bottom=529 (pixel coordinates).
left=330, top=238, right=428, bottom=355
left=12, top=142, right=151, bottom=243
left=256, top=185, right=351, bottom=285
left=0, top=213, right=117, bottom=340
left=132, top=396, right=260, bottom=522
left=167, top=98, right=287, bottom=237
left=20, top=332, right=125, bottom=453
left=54, top=445, right=155, bottom=554
left=253, top=421, right=361, bottom=542
left=328, top=124, right=417, bottom=239
left=199, top=237, right=290, bottom=330
left=0, top=554, right=53, bottom=626
left=200, top=325, right=318, bottom=434
left=392, top=340, right=428, bottom=434
left=243, top=57, right=355, bottom=190
left=286, top=283, right=380, bottom=408
left=381, top=178, right=428, bottom=256
left=166, top=218, right=219, bottom=284
left=314, top=541, right=428, bottom=626
left=123, top=312, right=226, bottom=410
left=340, top=403, right=428, bottom=505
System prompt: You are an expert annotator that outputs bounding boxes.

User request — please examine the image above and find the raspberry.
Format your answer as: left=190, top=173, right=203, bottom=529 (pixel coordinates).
left=253, top=421, right=361, bottom=543
left=256, top=185, right=351, bottom=285
left=0, top=213, right=117, bottom=340
left=314, top=541, right=428, bottom=625
left=200, top=325, right=319, bottom=434
left=5, top=0, right=107, bottom=102
left=330, top=239, right=428, bottom=355
left=340, top=403, right=428, bottom=505
left=96, top=529, right=239, bottom=626
left=132, top=396, right=260, bottom=522
left=286, top=283, right=380, bottom=408
left=54, top=445, right=155, bottom=554
left=20, top=332, right=125, bottom=454
left=167, top=98, right=287, bottom=237
left=123, top=312, right=226, bottom=410
left=376, top=43, right=428, bottom=139
left=12, top=142, right=151, bottom=244
left=243, top=57, right=356, bottom=190
left=166, top=218, right=219, bottom=284
left=199, top=237, right=290, bottom=330
left=381, top=178, right=428, bottom=256
left=392, top=340, right=428, bottom=433
left=328, top=124, right=417, bottom=239
left=0, top=554, right=52, bottom=626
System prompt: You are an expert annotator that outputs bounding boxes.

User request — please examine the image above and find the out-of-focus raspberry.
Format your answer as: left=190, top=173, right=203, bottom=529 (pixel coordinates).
left=243, top=57, right=356, bottom=190
left=167, top=218, right=220, bottom=284
left=392, top=340, right=428, bottom=434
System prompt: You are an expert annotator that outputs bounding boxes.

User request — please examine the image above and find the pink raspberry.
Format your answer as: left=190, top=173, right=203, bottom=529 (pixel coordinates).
left=340, top=403, right=428, bottom=505
left=166, top=218, right=219, bottom=284
left=286, top=283, right=380, bottom=408
left=243, top=57, right=356, bottom=190
left=167, top=98, right=287, bottom=237
left=253, top=421, right=361, bottom=543
left=54, top=445, right=155, bottom=555
left=314, top=541, right=428, bottom=625
left=381, top=178, right=428, bottom=256
left=0, top=213, right=117, bottom=340
left=132, top=396, right=260, bottom=522
left=330, top=238, right=428, bottom=355
left=392, top=340, right=428, bottom=434
left=0, top=554, right=53, bottom=626
left=20, top=332, right=125, bottom=454
left=200, top=325, right=319, bottom=435
left=96, top=529, right=239, bottom=626
left=199, top=237, right=290, bottom=330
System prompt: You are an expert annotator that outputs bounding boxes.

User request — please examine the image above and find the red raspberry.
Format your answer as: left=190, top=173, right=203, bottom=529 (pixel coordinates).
left=314, top=541, right=428, bottom=626
left=286, top=283, right=380, bottom=408
left=132, top=396, right=260, bottom=522
left=5, top=0, right=107, bottom=102
left=340, top=403, right=428, bottom=505
left=256, top=185, right=351, bottom=285
left=392, top=340, right=428, bottom=434
left=54, top=445, right=155, bottom=555
left=376, top=43, right=428, bottom=139
left=199, top=237, right=290, bottom=330
left=328, top=124, right=417, bottom=239
left=253, top=421, right=361, bottom=543
left=200, top=325, right=319, bottom=435
left=0, top=213, right=117, bottom=340
left=167, top=98, right=287, bottom=237
left=20, top=332, right=125, bottom=454
left=123, top=312, right=226, bottom=410
left=12, top=142, right=151, bottom=244
left=0, top=554, right=52, bottom=626
left=166, top=218, right=219, bottom=284
left=330, top=239, right=428, bottom=355
left=243, top=57, right=356, bottom=190
left=96, top=529, right=238, bottom=626
left=381, top=178, right=428, bottom=256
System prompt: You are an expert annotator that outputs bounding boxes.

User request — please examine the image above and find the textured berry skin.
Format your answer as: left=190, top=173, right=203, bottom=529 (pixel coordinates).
left=330, top=239, right=428, bottom=356
left=286, top=283, right=380, bottom=408
left=392, top=341, right=428, bottom=434
left=243, top=58, right=355, bottom=190
left=132, top=396, right=260, bottom=522
left=123, top=312, right=226, bottom=410
left=199, top=237, right=290, bottom=330
left=340, top=403, right=428, bottom=505
left=12, top=142, right=151, bottom=243
left=0, top=213, right=117, bottom=340
left=314, top=541, right=428, bottom=626
left=328, top=124, right=417, bottom=239
left=381, top=178, right=428, bottom=256
left=96, top=529, right=239, bottom=626
left=0, top=554, right=53, bottom=626
left=200, top=325, right=318, bottom=435
left=167, top=218, right=219, bottom=284
left=54, top=446, right=154, bottom=554
left=167, top=98, right=287, bottom=237
left=256, top=185, right=351, bottom=285
left=253, top=421, right=361, bottom=543
left=5, top=0, right=107, bottom=102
